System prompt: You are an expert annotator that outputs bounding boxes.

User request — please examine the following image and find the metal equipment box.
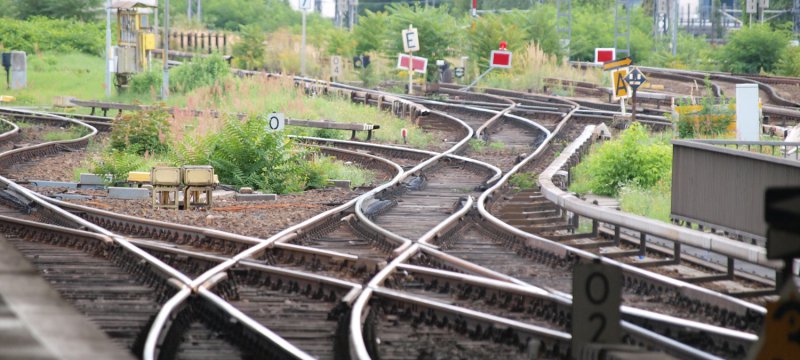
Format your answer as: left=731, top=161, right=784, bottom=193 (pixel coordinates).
left=10, top=51, right=26, bottom=90
left=151, top=167, right=181, bottom=186
left=127, top=171, right=151, bottom=183
left=182, top=165, right=214, bottom=186
left=141, top=33, right=156, bottom=50
left=116, top=47, right=137, bottom=74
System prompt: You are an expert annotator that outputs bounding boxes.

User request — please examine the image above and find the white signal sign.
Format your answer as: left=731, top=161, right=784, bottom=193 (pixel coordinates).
left=402, top=27, right=420, bottom=53
left=300, top=0, right=313, bottom=10
left=330, top=56, right=342, bottom=78
left=572, top=261, right=622, bottom=353
left=454, top=67, right=465, bottom=78
left=746, top=0, right=757, bottom=13
left=262, top=112, right=285, bottom=131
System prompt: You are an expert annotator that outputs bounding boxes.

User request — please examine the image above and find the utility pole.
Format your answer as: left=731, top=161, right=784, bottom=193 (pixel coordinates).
left=187, top=0, right=192, bottom=21
left=162, top=0, right=170, bottom=100
left=671, top=0, right=678, bottom=56
left=105, top=0, right=111, bottom=97
left=197, top=0, right=202, bottom=23
left=300, top=0, right=311, bottom=76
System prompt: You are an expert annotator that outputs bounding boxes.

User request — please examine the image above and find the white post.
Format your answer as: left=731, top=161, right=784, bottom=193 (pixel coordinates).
left=736, top=83, right=760, bottom=141
left=162, top=0, right=170, bottom=100
left=301, top=9, right=307, bottom=76
left=407, top=25, right=413, bottom=95
left=620, top=98, right=626, bottom=115
left=105, top=0, right=112, bottom=97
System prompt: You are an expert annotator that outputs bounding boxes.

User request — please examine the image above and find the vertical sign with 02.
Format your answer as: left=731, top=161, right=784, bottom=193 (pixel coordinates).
left=571, top=260, right=622, bottom=353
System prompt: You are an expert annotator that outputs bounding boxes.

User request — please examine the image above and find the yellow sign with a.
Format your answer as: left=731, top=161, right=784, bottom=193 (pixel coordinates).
left=749, top=281, right=800, bottom=360
left=611, top=68, right=630, bottom=100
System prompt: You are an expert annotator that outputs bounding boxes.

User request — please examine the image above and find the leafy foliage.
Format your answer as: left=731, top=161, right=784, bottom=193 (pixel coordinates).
left=325, top=29, right=356, bottom=57
left=13, top=0, right=102, bottom=21
left=379, top=4, right=460, bottom=80
left=674, top=96, right=735, bottom=138
left=776, top=45, right=800, bottom=77
left=570, top=123, right=672, bottom=196
left=169, top=53, right=230, bottom=93
left=509, top=172, right=536, bottom=190
left=175, top=115, right=323, bottom=194
left=232, top=24, right=267, bottom=70
left=0, top=17, right=104, bottom=55
left=354, top=10, right=388, bottom=55
left=91, top=150, right=149, bottom=184
left=202, top=0, right=298, bottom=31
left=130, top=69, right=163, bottom=96
left=467, top=12, right=528, bottom=73
left=110, top=107, right=172, bottom=155
left=717, top=24, right=791, bottom=74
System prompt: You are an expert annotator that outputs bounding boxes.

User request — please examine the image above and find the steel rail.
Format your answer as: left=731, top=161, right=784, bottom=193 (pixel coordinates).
left=454, top=89, right=761, bottom=356
left=0, top=110, right=195, bottom=286
left=541, top=127, right=779, bottom=269
left=0, top=116, right=20, bottom=142
left=352, top=107, right=500, bottom=252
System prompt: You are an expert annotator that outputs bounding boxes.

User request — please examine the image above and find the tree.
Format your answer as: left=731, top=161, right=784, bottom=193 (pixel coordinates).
left=232, top=24, right=267, bottom=70
left=14, top=0, right=102, bottom=21
left=354, top=10, right=388, bottom=55
left=717, top=24, right=790, bottom=73
left=381, top=4, right=460, bottom=81
left=467, top=12, right=528, bottom=72
left=0, top=0, right=17, bottom=18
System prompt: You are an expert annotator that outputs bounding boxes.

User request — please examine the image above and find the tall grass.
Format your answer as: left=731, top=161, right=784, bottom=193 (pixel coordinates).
left=619, top=180, right=672, bottom=222
left=168, top=76, right=433, bottom=147
left=483, top=43, right=604, bottom=92
left=312, top=156, right=375, bottom=188
left=6, top=52, right=106, bottom=105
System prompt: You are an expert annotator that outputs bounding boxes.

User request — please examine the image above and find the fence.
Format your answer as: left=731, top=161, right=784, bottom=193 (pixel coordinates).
left=671, top=139, right=800, bottom=243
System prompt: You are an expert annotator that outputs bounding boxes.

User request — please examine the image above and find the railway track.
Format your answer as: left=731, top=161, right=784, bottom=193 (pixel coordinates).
left=0, top=70, right=787, bottom=359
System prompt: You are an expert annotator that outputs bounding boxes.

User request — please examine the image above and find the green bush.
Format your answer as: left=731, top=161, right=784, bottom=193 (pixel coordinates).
left=176, top=115, right=323, bottom=194
left=509, top=172, right=536, bottom=190
left=110, top=107, right=171, bottom=155
left=232, top=24, right=267, bottom=71
left=717, top=23, right=790, bottom=74
left=0, top=17, right=104, bottom=55
left=777, top=45, right=800, bottom=77
left=169, top=53, right=230, bottom=94
left=91, top=150, right=147, bottom=184
left=130, top=70, right=163, bottom=96
left=674, top=91, right=735, bottom=138
left=570, top=122, right=672, bottom=196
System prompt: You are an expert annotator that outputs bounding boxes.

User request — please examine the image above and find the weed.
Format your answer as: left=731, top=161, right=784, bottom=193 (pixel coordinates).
left=509, top=172, right=537, bottom=190
left=42, top=126, right=89, bottom=141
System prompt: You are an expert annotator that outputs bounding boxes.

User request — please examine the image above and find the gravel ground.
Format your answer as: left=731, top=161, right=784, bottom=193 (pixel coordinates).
left=32, top=186, right=359, bottom=239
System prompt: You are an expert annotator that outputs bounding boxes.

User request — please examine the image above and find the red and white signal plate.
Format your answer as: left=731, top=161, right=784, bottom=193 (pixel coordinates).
left=595, top=48, right=615, bottom=64
left=397, top=54, right=428, bottom=74
left=490, top=50, right=512, bottom=68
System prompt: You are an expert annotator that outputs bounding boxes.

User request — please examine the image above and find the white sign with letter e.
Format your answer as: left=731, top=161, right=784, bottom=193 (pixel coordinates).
left=572, top=260, right=622, bottom=354
left=262, top=112, right=285, bottom=131
left=402, top=27, right=420, bottom=53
